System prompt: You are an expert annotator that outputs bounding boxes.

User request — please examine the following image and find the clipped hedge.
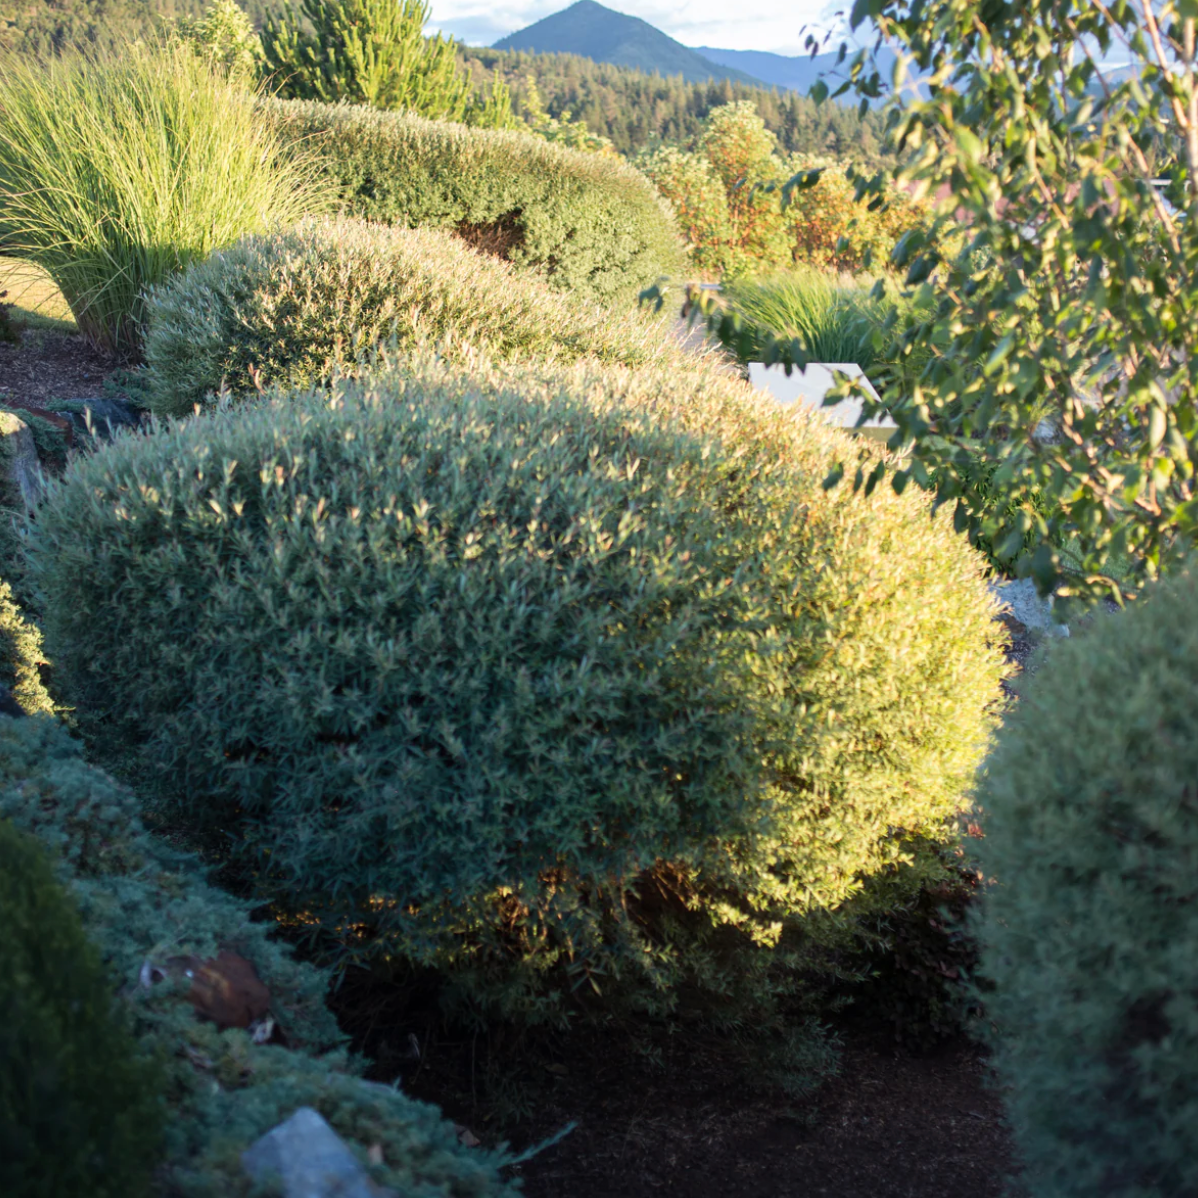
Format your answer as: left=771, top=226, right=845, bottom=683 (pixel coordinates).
left=31, top=354, right=1004, bottom=1021
left=971, top=571, right=1198, bottom=1197
left=0, top=715, right=517, bottom=1198
left=0, top=817, right=165, bottom=1198
left=143, top=217, right=682, bottom=417
left=259, top=97, right=684, bottom=303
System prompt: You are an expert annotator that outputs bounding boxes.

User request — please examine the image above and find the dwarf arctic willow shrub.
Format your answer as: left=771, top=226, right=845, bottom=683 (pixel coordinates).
left=971, top=570, right=1198, bottom=1198
left=31, top=354, right=1004, bottom=1022
left=142, top=217, right=683, bottom=417
left=259, top=97, right=684, bottom=304
left=0, top=713, right=518, bottom=1197
left=0, top=46, right=326, bottom=357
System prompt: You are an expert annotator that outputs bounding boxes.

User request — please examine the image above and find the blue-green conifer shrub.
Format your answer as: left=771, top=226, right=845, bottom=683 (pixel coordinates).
left=0, top=713, right=518, bottom=1197
left=0, top=814, right=165, bottom=1198
left=31, top=355, right=1004, bottom=1021
left=971, top=570, right=1198, bottom=1197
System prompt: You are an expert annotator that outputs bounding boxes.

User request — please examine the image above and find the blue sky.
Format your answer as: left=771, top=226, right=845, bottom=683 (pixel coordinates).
left=425, top=0, right=845, bottom=54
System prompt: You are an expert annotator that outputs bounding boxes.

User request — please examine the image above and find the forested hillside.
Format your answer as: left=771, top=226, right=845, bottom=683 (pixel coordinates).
left=4, top=0, right=155, bottom=51
left=1, top=0, right=891, bottom=166
left=1, top=0, right=277, bottom=50
left=459, top=47, right=891, bottom=162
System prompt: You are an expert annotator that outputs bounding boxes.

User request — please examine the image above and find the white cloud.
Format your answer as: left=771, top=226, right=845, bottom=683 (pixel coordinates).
left=426, top=0, right=850, bottom=55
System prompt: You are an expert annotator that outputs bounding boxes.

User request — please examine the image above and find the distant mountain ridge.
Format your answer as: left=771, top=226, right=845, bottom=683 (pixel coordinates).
left=694, top=46, right=894, bottom=94
left=696, top=44, right=919, bottom=104
left=492, top=0, right=764, bottom=86
left=489, top=2, right=926, bottom=103
left=459, top=46, right=894, bottom=164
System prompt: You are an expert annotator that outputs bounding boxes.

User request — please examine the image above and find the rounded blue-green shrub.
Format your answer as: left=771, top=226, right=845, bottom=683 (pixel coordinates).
left=972, top=570, right=1198, bottom=1197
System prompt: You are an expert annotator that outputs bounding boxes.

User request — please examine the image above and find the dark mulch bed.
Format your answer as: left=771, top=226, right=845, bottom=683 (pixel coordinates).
left=327, top=973, right=1016, bottom=1198
left=0, top=326, right=117, bottom=407
left=512, top=1038, right=1012, bottom=1198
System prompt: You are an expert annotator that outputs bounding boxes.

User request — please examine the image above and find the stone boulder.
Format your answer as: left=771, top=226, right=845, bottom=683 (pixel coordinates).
left=0, top=411, right=42, bottom=511
left=241, top=1107, right=397, bottom=1198
left=46, top=397, right=142, bottom=442
left=989, top=577, right=1069, bottom=638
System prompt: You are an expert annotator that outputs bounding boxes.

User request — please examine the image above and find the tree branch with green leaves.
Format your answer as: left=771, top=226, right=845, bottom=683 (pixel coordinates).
left=695, top=1, right=1198, bottom=606
left=852, top=0, right=1198, bottom=605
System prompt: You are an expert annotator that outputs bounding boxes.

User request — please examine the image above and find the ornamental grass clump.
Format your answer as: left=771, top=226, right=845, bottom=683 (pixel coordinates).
left=142, top=217, right=683, bottom=417
left=31, top=354, right=1004, bottom=1021
left=722, top=269, right=890, bottom=367
left=971, top=569, right=1198, bottom=1197
left=0, top=45, right=326, bottom=357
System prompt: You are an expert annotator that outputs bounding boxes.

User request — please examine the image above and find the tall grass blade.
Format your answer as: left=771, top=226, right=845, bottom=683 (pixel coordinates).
left=0, top=44, right=330, bottom=357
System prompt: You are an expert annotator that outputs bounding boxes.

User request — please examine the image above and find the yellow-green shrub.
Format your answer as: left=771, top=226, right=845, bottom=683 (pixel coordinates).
left=635, top=145, right=749, bottom=279
left=784, top=156, right=931, bottom=273
left=30, top=354, right=1004, bottom=1021
left=638, top=102, right=931, bottom=279
left=0, top=577, right=54, bottom=715
left=142, top=217, right=681, bottom=417
left=260, top=97, right=684, bottom=304
left=637, top=103, right=790, bottom=280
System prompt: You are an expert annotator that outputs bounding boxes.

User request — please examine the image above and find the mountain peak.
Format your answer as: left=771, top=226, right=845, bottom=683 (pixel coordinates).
left=492, top=2, right=765, bottom=87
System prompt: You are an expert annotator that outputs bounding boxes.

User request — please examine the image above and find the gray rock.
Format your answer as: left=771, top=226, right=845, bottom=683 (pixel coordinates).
left=0, top=410, right=43, bottom=511
left=46, top=397, right=142, bottom=441
left=989, top=577, right=1069, bottom=637
left=1032, top=417, right=1061, bottom=444
left=241, top=1107, right=397, bottom=1198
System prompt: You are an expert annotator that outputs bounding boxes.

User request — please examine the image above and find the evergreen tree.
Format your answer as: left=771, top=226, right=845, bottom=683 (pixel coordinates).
left=517, top=73, right=615, bottom=152
left=262, top=0, right=470, bottom=119
left=464, top=73, right=516, bottom=129
left=174, top=0, right=262, bottom=81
